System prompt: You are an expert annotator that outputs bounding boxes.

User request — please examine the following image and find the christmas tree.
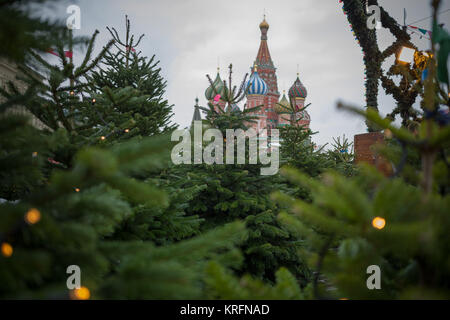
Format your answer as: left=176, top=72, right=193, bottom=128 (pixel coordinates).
left=0, top=6, right=251, bottom=299
left=1, top=0, right=448, bottom=302
left=0, top=0, right=68, bottom=63
left=165, top=65, right=311, bottom=286
left=88, top=16, right=175, bottom=139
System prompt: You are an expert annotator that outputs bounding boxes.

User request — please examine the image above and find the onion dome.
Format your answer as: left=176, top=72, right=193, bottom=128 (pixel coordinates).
left=245, top=66, right=268, bottom=96
left=288, top=74, right=307, bottom=99
left=205, top=70, right=225, bottom=100
left=259, top=16, right=269, bottom=40
left=227, top=103, right=240, bottom=112
left=231, top=103, right=240, bottom=112
left=274, top=91, right=291, bottom=113
left=259, top=17, right=269, bottom=30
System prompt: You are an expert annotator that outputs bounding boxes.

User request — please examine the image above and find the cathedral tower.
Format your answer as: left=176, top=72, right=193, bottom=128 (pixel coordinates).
left=253, top=16, right=280, bottom=129
left=288, top=73, right=310, bottom=128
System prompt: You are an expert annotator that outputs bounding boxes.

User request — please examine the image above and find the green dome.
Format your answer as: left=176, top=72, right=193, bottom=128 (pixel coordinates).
left=274, top=91, right=292, bottom=113
left=205, top=71, right=225, bottom=100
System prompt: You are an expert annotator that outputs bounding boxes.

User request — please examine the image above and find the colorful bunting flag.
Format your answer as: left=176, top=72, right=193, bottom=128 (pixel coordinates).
left=47, top=49, right=73, bottom=58
left=46, top=49, right=59, bottom=57
left=126, top=46, right=136, bottom=53
left=407, top=25, right=432, bottom=40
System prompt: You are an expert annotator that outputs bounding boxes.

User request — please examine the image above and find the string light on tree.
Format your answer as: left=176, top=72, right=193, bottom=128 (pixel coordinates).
left=124, top=129, right=129, bottom=133
left=70, top=286, right=91, bottom=300
left=100, top=136, right=106, bottom=141
left=1, top=242, right=13, bottom=258
left=25, top=208, right=41, bottom=225
left=372, top=217, right=386, bottom=230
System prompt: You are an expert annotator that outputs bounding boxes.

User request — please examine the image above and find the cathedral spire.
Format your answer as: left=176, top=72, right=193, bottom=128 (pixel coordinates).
left=259, top=16, right=269, bottom=40
left=191, top=97, right=201, bottom=123
left=255, top=16, right=273, bottom=68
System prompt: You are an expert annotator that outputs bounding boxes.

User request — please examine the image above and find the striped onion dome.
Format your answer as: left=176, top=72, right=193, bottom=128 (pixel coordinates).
left=205, top=71, right=225, bottom=100
left=231, top=103, right=240, bottom=112
left=227, top=103, right=240, bottom=112
left=288, top=75, right=307, bottom=99
left=245, top=68, right=268, bottom=96
left=274, top=91, right=291, bottom=113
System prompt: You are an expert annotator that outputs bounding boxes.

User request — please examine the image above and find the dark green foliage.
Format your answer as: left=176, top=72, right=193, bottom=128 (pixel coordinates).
left=168, top=66, right=312, bottom=285
left=13, top=29, right=112, bottom=133
left=169, top=162, right=311, bottom=285
left=279, top=124, right=331, bottom=178
left=1, top=0, right=447, bottom=301
left=0, top=28, right=115, bottom=168
left=205, top=261, right=312, bottom=299
left=87, top=16, right=175, bottom=138
left=0, top=114, right=47, bottom=200
left=325, top=135, right=355, bottom=177
left=0, top=5, right=253, bottom=300
left=99, top=221, right=247, bottom=299
left=111, top=178, right=205, bottom=245
left=274, top=97, right=449, bottom=299
left=0, top=132, right=249, bottom=299
left=274, top=162, right=450, bottom=299
left=0, top=0, right=69, bottom=63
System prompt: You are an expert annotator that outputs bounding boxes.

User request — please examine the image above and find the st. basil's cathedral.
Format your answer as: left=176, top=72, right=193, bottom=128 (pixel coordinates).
left=193, top=16, right=310, bottom=131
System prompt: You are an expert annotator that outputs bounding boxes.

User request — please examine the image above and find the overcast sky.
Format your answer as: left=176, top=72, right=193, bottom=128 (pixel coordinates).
left=46, top=0, right=449, bottom=147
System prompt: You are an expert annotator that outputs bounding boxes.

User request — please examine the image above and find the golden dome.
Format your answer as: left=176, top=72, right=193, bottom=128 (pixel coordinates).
left=259, top=18, right=269, bottom=29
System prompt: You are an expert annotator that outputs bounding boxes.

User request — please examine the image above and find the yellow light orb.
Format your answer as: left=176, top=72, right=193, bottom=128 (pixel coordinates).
left=70, top=91, right=75, bottom=96
left=25, top=208, right=41, bottom=225
left=92, top=98, right=96, bottom=103
left=74, top=187, right=80, bottom=192
left=124, top=129, right=129, bottom=133
left=100, top=136, right=106, bottom=141
left=1, top=242, right=13, bottom=257
left=372, top=217, right=386, bottom=230
left=71, top=286, right=91, bottom=300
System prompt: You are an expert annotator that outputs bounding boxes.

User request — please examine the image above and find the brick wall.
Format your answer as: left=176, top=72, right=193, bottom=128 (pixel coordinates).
left=354, top=132, right=392, bottom=176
